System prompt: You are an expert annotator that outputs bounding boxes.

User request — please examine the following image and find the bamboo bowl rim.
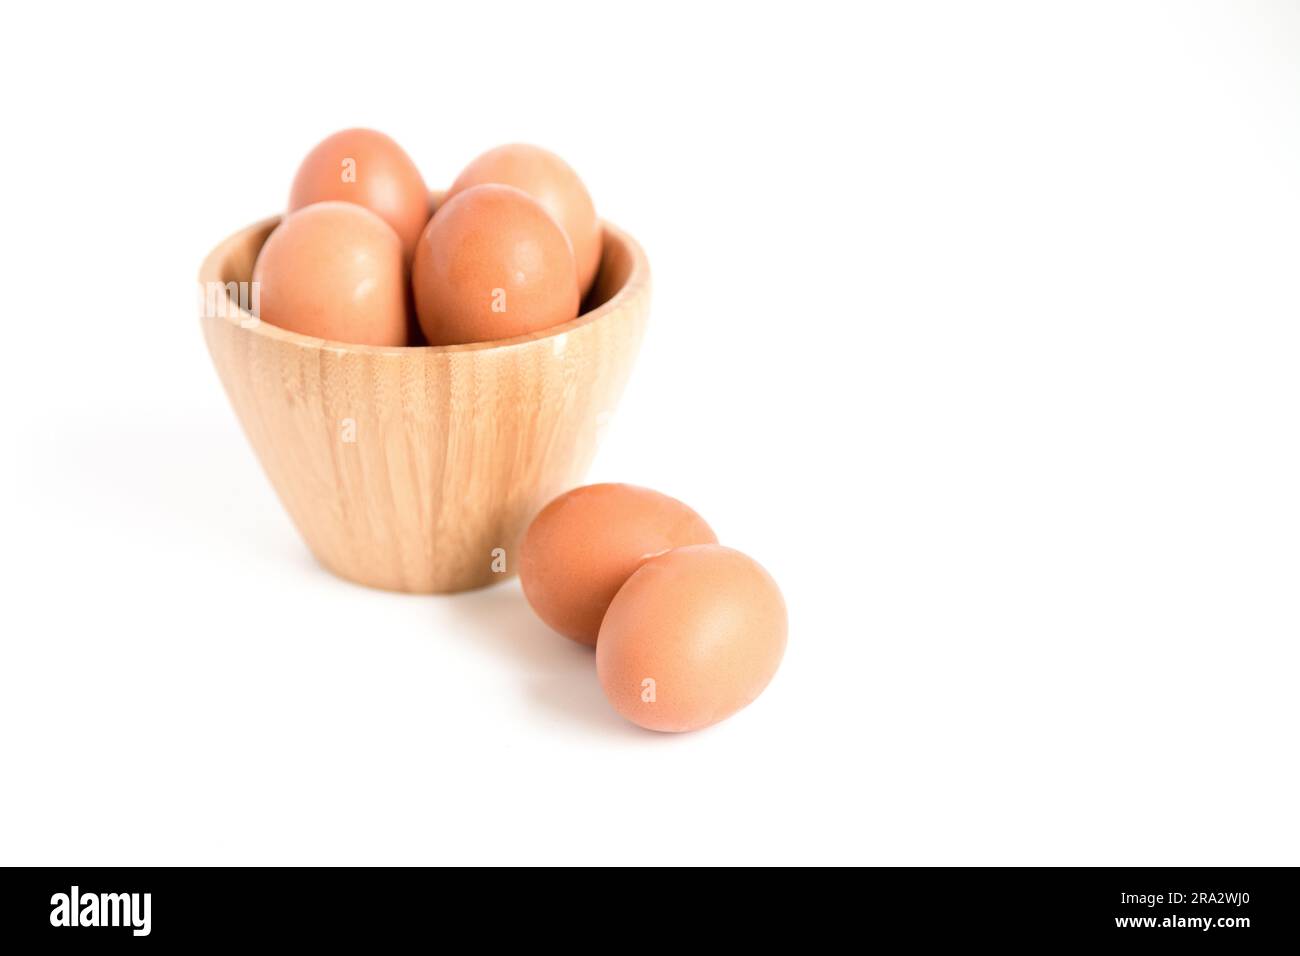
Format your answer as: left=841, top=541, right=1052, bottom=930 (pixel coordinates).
left=198, top=195, right=650, bottom=356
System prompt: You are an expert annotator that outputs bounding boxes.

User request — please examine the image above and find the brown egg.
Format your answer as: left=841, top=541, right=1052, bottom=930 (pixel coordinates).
left=412, top=184, right=579, bottom=346
left=289, top=128, right=429, bottom=264
left=597, top=545, right=787, bottom=733
left=252, top=201, right=407, bottom=346
left=519, top=484, right=717, bottom=645
left=447, top=144, right=602, bottom=298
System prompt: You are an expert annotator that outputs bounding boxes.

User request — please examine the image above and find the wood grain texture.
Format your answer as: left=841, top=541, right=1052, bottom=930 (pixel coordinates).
left=199, top=202, right=650, bottom=592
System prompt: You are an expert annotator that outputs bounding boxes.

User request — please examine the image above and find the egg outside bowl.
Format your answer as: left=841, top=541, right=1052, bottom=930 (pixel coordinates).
left=198, top=196, right=650, bottom=593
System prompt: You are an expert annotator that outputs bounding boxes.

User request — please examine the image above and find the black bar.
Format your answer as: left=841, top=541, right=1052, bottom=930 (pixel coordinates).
left=0, top=866, right=1294, bottom=945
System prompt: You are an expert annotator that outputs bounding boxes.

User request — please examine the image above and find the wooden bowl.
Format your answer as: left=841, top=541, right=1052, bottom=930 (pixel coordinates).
left=198, top=200, right=650, bottom=593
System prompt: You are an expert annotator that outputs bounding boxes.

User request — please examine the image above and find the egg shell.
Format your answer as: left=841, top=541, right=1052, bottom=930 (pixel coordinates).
left=412, top=184, right=579, bottom=346
left=520, top=484, right=717, bottom=645
left=596, top=545, right=787, bottom=733
left=251, top=201, right=408, bottom=347
left=447, top=144, right=602, bottom=298
left=289, top=128, right=429, bottom=264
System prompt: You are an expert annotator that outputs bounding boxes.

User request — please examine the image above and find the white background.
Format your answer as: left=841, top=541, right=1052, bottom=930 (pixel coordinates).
left=1, top=1, right=1297, bottom=865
